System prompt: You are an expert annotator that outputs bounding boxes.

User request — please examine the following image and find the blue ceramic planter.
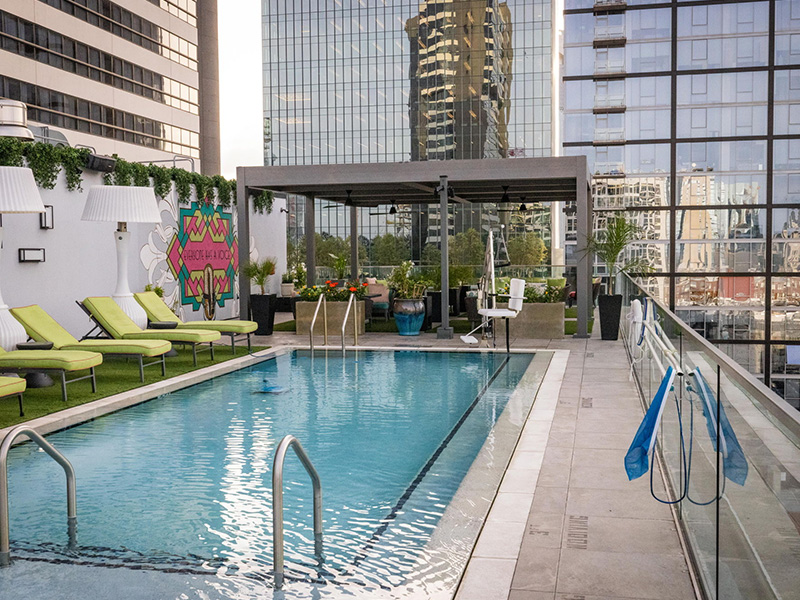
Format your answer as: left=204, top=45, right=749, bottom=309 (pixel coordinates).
left=393, top=298, right=426, bottom=336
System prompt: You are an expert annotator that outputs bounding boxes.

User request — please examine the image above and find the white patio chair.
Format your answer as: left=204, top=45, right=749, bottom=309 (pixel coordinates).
left=478, top=277, right=525, bottom=352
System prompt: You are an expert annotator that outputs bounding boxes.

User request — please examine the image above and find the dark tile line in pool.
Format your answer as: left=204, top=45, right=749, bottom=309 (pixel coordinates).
left=349, top=354, right=512, bottom=569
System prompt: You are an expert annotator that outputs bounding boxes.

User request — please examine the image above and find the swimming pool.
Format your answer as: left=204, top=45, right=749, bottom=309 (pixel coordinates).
left=0, top=349, right=549, bottom=599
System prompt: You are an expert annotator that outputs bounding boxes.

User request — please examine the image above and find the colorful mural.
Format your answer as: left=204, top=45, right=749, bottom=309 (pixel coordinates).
left=166, top=201, right=238, bottom=318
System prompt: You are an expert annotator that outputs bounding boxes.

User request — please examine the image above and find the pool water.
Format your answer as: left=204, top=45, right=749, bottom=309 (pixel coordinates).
left=0, top=350, right=538, bottom=599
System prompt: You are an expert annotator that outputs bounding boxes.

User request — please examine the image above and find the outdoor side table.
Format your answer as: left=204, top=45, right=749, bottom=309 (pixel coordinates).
left=16, top=341, right=55, bottom=388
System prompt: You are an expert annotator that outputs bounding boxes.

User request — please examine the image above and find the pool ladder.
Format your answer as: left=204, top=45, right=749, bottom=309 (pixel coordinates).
left=341, top=292, right=359, bottom=356
left=272, top=434, right=323, bottom=589
left=0, top=426, right=77, bottom=566
left=308, top=294, right=328, bottom=354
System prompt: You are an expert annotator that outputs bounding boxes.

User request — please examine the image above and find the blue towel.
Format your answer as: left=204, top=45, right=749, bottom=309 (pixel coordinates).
left=625, top=366, right=675, bottom=481
left=692, top=368, right=748, bottom=486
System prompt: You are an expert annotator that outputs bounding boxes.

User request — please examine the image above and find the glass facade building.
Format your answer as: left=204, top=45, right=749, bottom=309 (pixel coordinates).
left=264, top=0, right=559, bottom=263
left=561, top=0, right=800, bottom=403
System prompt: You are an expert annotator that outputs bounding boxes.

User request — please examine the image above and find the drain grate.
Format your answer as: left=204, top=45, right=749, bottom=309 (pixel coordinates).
left=581, top=397, right=593, bottom=408
left=566, top=515, right=589, bottom=550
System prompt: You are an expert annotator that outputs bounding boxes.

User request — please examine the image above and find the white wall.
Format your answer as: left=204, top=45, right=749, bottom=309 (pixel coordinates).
left=247, top=195, right=288, bottom=296
left=2, top=169, right=288, bottom=336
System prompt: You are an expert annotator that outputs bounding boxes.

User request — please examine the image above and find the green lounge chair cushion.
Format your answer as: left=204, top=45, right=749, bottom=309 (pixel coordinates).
left=134, top=292, right=257, bottom=334
left=0, top=348, right=102, bottom=371
left=0, top=376, right=25, bottom=397
left=11, top=305, right=171, bottom=356
left=83, top=297, right=220, bottom=343
left=373, top=302, right=390, bottom=310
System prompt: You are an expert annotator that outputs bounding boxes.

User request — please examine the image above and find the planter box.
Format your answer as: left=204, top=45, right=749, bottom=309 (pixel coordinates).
left=495, top=302, right=565, bottom=340
left=295, top=300, right=365, bottom=336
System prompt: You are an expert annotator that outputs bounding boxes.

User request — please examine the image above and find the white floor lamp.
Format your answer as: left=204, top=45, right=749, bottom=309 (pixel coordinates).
left=81, top=186, right=161, bottom=329
left=0, top=167, right=45, bottom=351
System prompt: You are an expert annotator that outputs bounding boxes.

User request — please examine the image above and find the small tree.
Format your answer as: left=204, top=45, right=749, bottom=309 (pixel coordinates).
left=371, top=233, right=411, bottom=266
left=421, top=243, right=441, bottom=266
left=449, top=228, right=483, bottom=265
left=243, top=257, right=277, bottom=295
left=508, top=232, right=546, bottom=266
left=586, top=215, right=651, bottom=292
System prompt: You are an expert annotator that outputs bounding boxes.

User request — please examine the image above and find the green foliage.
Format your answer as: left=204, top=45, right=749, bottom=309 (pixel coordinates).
left=370, top=233, right=411, bottom=266
left=24, top=142, right=60, bottom=189
left=212, top=175, right=233, bottom=208
left=313, top=234, right=369, bottom=268
left=252, top=189, right=274, bottom=214
left=330, top=252, right=349, bottom=279
left=148, top=164, right=172, bottom=199
left=449, top=265, right=476, bottom=286
left=586, top=215, right=652, bottom=278
left=243, top=257, right=277, bottom=295
left=421, top=243, right=441, bottom=266
left=320, top=280, right=369, bottom=301
left=523, top=284, right=564, bottom=304
left=191, top=172, right=214, bottom=203
left=449, top=228, right=484, bottom=265
left=388, top=261, right=428, bottom=299
left=59, top=147, right=91, bottom=191
left=144, top=284, right=164, bottom=297
left=0, top=137, right=25, bottom=166
left=508, top=232, right=546, bottom=266
left=170, top=167, right=193, bottom=203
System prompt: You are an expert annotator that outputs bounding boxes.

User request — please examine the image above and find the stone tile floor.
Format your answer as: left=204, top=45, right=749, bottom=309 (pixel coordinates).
left=258, top=316, right=698, bottom=600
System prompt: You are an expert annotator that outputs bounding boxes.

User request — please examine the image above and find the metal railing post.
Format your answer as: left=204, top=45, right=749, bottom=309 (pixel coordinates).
left=0, top=426, right=77, bottom=566
left=272, top=435, right=323, bottom=589
left=309, top=294, right=328, bottom=354
left=341, top=293, right=358, bottom=356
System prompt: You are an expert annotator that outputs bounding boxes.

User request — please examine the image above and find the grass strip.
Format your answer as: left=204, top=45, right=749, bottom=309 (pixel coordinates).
left=0, top=346, right=269, bottom=429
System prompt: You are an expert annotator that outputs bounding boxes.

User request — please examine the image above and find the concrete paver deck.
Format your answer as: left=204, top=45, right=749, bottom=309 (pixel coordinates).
left=261, top=322, right=697, bottom=600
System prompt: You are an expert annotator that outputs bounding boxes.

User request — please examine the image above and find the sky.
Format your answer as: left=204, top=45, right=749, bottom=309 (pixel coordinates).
left=218, top=1, right=264, bottom=179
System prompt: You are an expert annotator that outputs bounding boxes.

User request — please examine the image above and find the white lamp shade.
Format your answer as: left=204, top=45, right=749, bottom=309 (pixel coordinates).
left=81, top=185, right=161, bottom=223
left=0, top=166, right=44, bottom=213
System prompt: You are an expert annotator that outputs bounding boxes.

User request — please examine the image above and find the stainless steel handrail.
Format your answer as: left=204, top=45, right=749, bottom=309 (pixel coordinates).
left=341, top=293, right=358, bottom=355
left=272, top=435, right=323, bottom=589
left=0, top=426, right=77, bottom=566
left=309, top=293, right=328, bottom=353
left=624, top=274, right=800, bottom=440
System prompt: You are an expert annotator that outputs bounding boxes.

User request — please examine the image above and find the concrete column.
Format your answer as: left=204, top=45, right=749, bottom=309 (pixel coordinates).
left=305, top=195, right=316, bottom=286
left=197, top=0, right=220, bottom=175
left=350, top=205, right=358, bottom=280
left=236, top=171, right=250, bottom=319
left=437, top=175, right=453, bottom=339
left=575, top=160, right=592, bottom=339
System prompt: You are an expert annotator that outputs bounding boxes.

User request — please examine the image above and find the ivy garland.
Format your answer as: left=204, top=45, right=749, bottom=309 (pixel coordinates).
left=0, top=139, right=241, bottom=210
left=251, top=189, right=274, bottom=214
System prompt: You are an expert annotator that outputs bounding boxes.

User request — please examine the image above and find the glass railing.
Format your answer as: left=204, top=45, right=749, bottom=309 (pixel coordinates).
left=621, top=274, right=800, bottom=600
left=313, top=265, right=571, bottom=284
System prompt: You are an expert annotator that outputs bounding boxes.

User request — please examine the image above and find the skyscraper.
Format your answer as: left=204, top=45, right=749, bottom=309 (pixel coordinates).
left=263, top=0, right=559, bottom=262
left=561, top=0, right=800, bottom=402
left=0, top=0, right=219, bottom=171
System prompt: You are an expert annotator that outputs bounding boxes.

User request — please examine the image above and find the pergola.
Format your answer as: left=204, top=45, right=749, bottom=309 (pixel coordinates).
left=236, top=156, right=593, bottom=338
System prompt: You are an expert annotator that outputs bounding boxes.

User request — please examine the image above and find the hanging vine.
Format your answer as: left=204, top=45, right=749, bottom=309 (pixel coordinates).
left=0, top=137, right=25, bottom=167
left=148, top=164, right=172, bottom=199
left=58, top=147, right=91, bottom=191
left=170, top=167, right=193, bottom=204
left=24, top=142, right=61, bottom=189
left=251, top=189, right=274, bottom=214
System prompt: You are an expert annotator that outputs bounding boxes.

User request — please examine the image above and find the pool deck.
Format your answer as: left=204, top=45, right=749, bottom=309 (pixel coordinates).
left=1, top=313, right=698, bottom=600
left=261, top=318, right=698, bottom=600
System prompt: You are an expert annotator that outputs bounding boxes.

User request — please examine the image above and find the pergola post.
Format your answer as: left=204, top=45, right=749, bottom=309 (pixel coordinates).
left=350, top=205, right=358, bottom=280
left=305, top=195, right=316, bottom=287
left=236, top=171, right=250, bottom=320
left=437, top=175, right=453, bottom=339
left=575, top=162, right=592, bottom=339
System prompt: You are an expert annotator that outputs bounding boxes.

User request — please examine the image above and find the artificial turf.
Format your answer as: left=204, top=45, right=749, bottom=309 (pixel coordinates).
left=0, top=345, right=269, bottom=429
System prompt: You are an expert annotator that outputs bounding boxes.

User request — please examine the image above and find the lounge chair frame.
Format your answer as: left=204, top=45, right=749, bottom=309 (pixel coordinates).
left=2, top=368, right=96, bottom=404
left=76, top=301, right=215, bottom=366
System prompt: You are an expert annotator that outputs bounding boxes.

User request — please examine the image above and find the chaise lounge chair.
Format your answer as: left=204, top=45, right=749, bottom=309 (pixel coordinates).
left=11, top=305, right=171, bottom=382
left=133, top=291, right=257, bottom=354
left=0, top=346, right=101, bottom=403
left=79, top=297, right=220, bottom=366
left=0, top=376, right=26, bottom=416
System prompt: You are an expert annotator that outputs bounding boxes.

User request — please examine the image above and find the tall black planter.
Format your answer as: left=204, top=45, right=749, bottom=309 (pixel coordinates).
left=250, top=294, right=277, bottom=335
left=427, top=290, right=442, bottom=323
left=598, top=294, right=623, bottom=341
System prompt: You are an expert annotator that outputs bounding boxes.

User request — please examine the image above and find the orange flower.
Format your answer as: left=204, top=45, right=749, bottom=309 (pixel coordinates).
left=330, top=281, right=338, bottom=287
left=362, top=282, right=368, bottom=286
left=349, top=287, right=357, bottom=292
left=325, top=280, right=331, bottom=284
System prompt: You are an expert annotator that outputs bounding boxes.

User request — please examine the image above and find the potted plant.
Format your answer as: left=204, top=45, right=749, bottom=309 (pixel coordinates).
left=388, top=261, right=429, bottom=336
left=280, top=272, right=295, bottom=297
left=330, top=253, right=349, bottom=282
left=294, top=280, right=368, bottom=336
left=586, top=215, right=651, bottom=340
left=243, top=257, right=277, bottom=335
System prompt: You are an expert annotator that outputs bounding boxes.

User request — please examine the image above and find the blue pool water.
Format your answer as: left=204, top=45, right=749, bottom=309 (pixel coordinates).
left=1, top=350, right=535, bottom=598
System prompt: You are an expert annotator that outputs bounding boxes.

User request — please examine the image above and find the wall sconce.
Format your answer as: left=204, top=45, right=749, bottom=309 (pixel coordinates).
left=39, top=205, right=54, bottom=229
left=18, top=248, right=45, bottom=262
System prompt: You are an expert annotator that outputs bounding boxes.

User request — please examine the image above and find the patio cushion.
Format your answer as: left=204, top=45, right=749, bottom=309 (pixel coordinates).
left=0, top=348, right=102, bottom=371
left=83, top=297, right=220, bottom=343
left=12, top=305, right=171, bottom=356
left=0, top=376, right=25, bottom=397
left=134, top=292, right=256, bottom=334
